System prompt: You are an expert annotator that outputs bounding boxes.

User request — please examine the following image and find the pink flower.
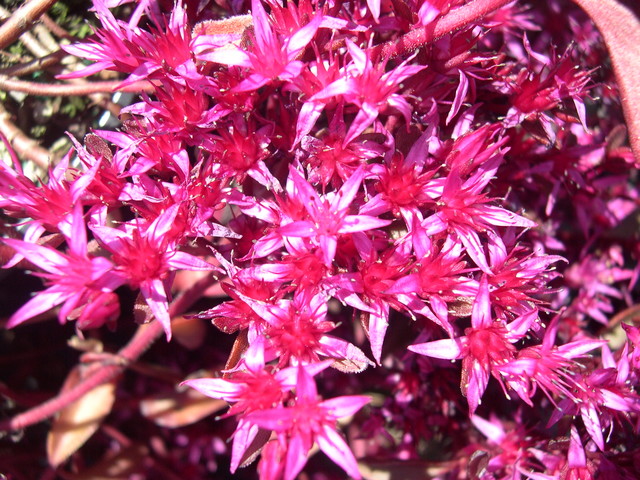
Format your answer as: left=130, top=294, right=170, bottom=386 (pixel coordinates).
left=62, top=0, right=214, bottom=88
left=497, top=315, right=605, bottom=407
left=182, top=339, right=332, bottom=472
left=422, top=153, right=536, bottom=273
left=328, top=240, right=414, bottom=363
left=247, top=366, right=370, bottom=480
left=91, top=205, right=217, bottom=339
left=409, top=276, right=536, bottom=414
left=278, top=166, right=391, bottom=266
left=546, top=343, right=640, bottom=450
left=200, top=0, right=322, bottom=92
left=300, top=39, right=424, bottom=144
left=0, top=149, right=97, bottom=240
left=3, top=205, right=123, bottom=329
left=239, top=291, right=372, bottom=368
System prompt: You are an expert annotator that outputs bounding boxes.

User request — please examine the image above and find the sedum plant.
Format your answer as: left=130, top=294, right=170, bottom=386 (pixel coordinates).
left=1, top=0, right=640, bottom=478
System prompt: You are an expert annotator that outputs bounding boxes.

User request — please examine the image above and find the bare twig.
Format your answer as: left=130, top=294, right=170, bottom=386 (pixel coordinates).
left=0, top=49, right=65, bottom=77
left=0, top=76, right=154, bottom=95
left=40, top=14, right=74, bottom=40
left=0, top=0, right=58, bottom=51
left=0, top=102, right=52, bottom=169
left=0, top=4, right=54, bottom=58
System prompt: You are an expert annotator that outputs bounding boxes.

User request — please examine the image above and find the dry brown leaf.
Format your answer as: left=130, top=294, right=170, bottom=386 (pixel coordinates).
left=139, top=388, right=226, bottom=428
left=171, top=315, right=207, bottom=350
left=47, top=366, right=117, bottom=467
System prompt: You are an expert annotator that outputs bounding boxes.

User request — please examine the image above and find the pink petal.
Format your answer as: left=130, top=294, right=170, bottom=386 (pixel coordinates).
left=332, top=166, right=365, bottom=212
left=318, top=235, right=337, bottom=267
left=167, top=251, right=217, bottom=271
left=250, top=0, right=277, bottom=51
left=279, top=221, right=317, bottom=237
left=457, top=227, right=492, bottom=274
left=181, top=378, right=243, bottom=400
left=568, top=425, right=586, bottom=468
left=230, top=420, right=260, bottom=472
left=140, top=279, right=172, bottom=340
left=295, top=365, right=318, bottom=402
left=408, top=338, right=465, bottom=359
left=321, top=395, right=371, bottom=419
left=199, top=47, right=252, bottom=67
left=471, top=276, right=492, bottom=329
left=317, top=425, right=362, bottom=479
left=366, top=0, right=381, bottom=20
left=339, top=215, right=392, bottom=233
left=581, top=402, right=604, bottom=450
left=287, top=14, right=322, bottom=54
left=248, top=407, right=293, bottom=431
left=7, top=289, right=69, bottom=328
left=366, top=303, right=389, bottom=364
left=284, top=434, right=309, bottom=480
left=465, top=360, right=490, bottom=415
left=471, top=415, right=505, bottom=444
left=557, top=339, right=607, bottom=359
left=2, top=238, right=67, bottom=273
left=345, top=39, right=369, bottom=74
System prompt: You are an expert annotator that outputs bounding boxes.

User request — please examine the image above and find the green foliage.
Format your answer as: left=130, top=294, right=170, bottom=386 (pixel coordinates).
left=50, top=1, right=96, bottom=38
left=59, top=96, right=89, bottom=118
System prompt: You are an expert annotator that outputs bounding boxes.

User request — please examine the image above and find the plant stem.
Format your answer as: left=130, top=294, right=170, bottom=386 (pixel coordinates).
left=0, top=77, right=154, bottom=96
left=0, top=0, right=58, bottom=51
left=0, top=103, right=52, bottom=169
left=369, top=0, right=512, bottom=61
left=0, top=274, right=218, bottom=432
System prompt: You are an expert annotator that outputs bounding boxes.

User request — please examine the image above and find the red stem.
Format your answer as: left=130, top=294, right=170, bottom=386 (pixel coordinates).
left=369, top=0, right=512, bottom=61
left=0, top=274, right=218, bottom=432
left=0, top=77, right=154, bottom=96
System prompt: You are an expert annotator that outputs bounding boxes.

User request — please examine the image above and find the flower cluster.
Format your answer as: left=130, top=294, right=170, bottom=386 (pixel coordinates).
left=2, top=0, right=640, bottom=479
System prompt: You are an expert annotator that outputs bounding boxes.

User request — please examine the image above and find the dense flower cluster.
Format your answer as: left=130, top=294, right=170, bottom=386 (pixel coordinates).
left=2, top=0, right=640, bottom=478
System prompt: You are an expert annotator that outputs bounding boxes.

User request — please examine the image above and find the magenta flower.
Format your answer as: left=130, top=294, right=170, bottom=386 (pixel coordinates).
left=61, top=0, right=216, bottom=88
left=247, top=366, right=370, bottom=480
left=4, top=0, right=640, bottom=477
left=497, top=315, right=605, bottom=407
left=182, top=339, right=332, bottom=472
left=91, top=205, right=217, bottom=339
left=278, top=166, right=391, bottom=266
left=0, top=149, right=97, bottom=242
left=471, top=412, right=553, bottom=479
left=328, top=240, right=414, bottom=363
left=299, top=39, right=424, bottom=144
left=422, top=153, right=537, bottom=273
left=3, top=205, right=123, bottom=329
left=546, top=343, right=640, bottom=450
left=409, top=276, right=536, bottom=414
left=200, top=0, right=321, bottom=92
left=239, top=291, right=372, bottom=368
